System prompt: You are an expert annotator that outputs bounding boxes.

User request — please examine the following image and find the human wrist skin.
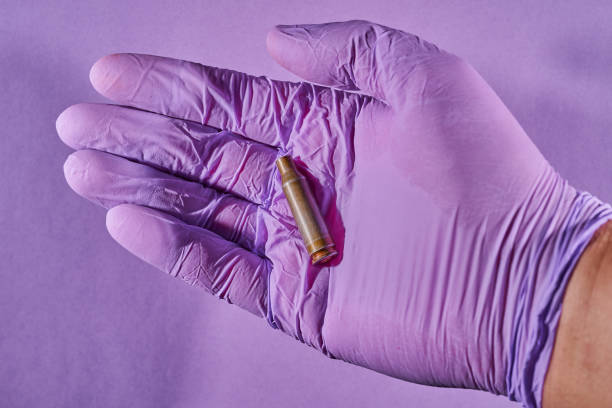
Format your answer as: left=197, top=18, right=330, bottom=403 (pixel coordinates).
left=542, top=219, right=612, bottom=408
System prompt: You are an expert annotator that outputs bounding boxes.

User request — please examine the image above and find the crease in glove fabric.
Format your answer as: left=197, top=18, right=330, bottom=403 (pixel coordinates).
left=57, top=20, right=612, bottom=408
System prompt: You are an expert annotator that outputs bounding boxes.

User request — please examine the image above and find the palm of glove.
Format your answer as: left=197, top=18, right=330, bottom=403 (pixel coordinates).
left=58, top=21, right=553, bottom=394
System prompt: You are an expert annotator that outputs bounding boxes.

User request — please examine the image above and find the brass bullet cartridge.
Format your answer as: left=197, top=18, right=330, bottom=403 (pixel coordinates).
left=276, top=155, right=337, bottom=265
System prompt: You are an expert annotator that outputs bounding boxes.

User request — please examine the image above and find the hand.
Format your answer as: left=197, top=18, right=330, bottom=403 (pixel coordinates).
left=56, top=20, right=612, bottom=407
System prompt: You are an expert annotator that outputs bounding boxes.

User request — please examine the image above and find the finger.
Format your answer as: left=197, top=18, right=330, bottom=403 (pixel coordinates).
left=266, top=20, right=442, bottom=104
left=56, top=103, right=278, bottom=206
left=88, top=52, right=321, bottom=148
left=64, top=149, right=271, bottom=255
left=106, top=203, right=270, bottom=317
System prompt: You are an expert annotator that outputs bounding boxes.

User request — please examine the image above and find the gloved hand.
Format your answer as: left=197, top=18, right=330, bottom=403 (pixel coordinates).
left=56, top=20, right=612, bottom=408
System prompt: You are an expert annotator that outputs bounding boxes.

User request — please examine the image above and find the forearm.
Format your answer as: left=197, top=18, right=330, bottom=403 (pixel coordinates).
left=543, top=220, right=612, bottom=407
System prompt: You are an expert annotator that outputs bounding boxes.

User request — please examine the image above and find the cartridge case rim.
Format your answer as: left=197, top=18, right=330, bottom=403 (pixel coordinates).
left=311, top=247, right=338, bottom=265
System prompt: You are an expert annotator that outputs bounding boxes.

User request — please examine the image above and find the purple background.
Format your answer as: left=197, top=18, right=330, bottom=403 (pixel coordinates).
left=2, top=1, right=612, bottom=407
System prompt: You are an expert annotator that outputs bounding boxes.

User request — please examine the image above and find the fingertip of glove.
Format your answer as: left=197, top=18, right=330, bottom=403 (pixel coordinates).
left=90, top=54, right=110, bottom=92
left=56, top=103, right=94, bottom=148
left=266, top=26, right=290, bottom=57
left=266, top=26, right=310, bottom=75
left=106, top=204, right=164, bottom=236
left=63, top=152, right=80, bottom=184
left=105, top=204, right=177, bottom=272
left=105, top=204, right=121, bottom=232
left=106, top=205, right=131, bottom=252
left=89, top=53, right=125, bottom=96
left=63, top=150, right=92, bottom=191
left=106, top=203, right=136, bottom=242
left=55, top=105, right=73, bottom=145
left=62, top=150, right=100, bottom=196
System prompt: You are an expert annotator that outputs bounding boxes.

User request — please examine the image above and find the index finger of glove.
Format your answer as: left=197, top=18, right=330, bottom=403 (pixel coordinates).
left=89, top=53, right=325, bottom=149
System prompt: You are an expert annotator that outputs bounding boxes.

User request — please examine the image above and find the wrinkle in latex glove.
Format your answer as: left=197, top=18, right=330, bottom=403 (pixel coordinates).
left=57, top=20, right=612, bottom=408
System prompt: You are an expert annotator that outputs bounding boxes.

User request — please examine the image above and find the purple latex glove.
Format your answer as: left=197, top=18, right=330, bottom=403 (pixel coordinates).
left=57, top=21, right=612, bottom=408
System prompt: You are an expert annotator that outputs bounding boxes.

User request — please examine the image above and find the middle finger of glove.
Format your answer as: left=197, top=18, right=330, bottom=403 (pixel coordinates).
left=57, top=102, right=279, bottom=207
